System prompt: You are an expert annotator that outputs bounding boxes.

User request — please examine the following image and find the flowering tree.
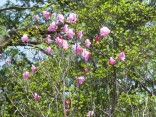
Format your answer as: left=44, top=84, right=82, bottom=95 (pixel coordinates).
left=0, top=0, right=156, bottom=116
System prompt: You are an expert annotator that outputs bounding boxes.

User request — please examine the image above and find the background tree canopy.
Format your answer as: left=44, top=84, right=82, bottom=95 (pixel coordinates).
left=0, top=0, right=156, bottom=116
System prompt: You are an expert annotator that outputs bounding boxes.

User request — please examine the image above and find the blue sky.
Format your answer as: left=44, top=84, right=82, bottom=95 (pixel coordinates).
left=0, top=0, right=16, bottom=7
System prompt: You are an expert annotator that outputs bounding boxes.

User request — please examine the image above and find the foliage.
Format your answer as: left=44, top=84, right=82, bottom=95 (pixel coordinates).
left=0, top=0, right=156, bottom=116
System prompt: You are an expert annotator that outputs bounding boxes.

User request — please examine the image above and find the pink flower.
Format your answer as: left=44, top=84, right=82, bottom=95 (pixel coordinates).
left=58, top=34, right=63, bottom=39
left=21, top=34, right=29, bottom=42
left=77, top=31, right=83, bottom=39
left=45, top=35, right=52, bottom=43
left=76, top=76, right=85, bottom=86
left=57, top=14, right=64, bottom=23
left=83, top=67, right=88, bottom=74
left=55, top=37, right=62, bottom=45
left=34, top=92, right=41, bottom=102
left=65, top=109, right=69, bottom=115
left=66, top=29, right=75, bottom=39
left=95, top=34, right=100, bottom=42
left=47, top=21, right=57, bottom=32
left=87, top=111, right=94, bottom=117
left=67, top=13, right=78, bottom=23
left=55, top=37, right=69, bottom=49
left=84, top=39, right=91, bottom=47
left=109, top=57, right=116, bottom=65
left=31, top=65, right=37, bottom=74
left=23, top=71, right=30, bottom=79
left=62, top=40, right=69, bottom=49
left=81, top=49, right=91, bottom=61
left=46, top=46, right=52, bottom=54
left=65, top=100, right=69, bottom=107
left=73, top=44, right=83, bottom=55
left=118, top=52, right=126, bottom=61
left=34, top=15, right=39, bottom=21
left=43, top=11, right=50, bottom=20
left=62, top=24, right=68, bottom=32
left=100, top=26, right=110, bottom=37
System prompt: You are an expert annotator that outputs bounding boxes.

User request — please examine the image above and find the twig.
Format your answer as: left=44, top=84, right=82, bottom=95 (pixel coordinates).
left=0, top=5, right=39, bottom=12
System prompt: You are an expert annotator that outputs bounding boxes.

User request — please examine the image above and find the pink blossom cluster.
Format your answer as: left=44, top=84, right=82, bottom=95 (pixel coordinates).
left=67, top=13, right=78, bottom=23
left=23, top=65, right=37, bottom=79
left=109, top=52, right=126, bottom=65
left=21, top=12, right=127, bottom=113
left=23, top=65, right=41, bottom=102
left=55, top=36, right=69, bottom=49
left=73, top=44, right=91, bottom=62
left=47, top=21, right=58, bottom=32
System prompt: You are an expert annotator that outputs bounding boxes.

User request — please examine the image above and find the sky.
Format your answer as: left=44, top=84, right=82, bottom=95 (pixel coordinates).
left=0, top=0, right=16, bottom=7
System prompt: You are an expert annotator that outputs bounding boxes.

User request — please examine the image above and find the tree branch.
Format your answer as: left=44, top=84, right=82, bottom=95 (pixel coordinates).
left=0, top=5, right=39, bottom=12
left=0, top=2, right=54, bottom=13
left=0, top=38, right=41, bottom=54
